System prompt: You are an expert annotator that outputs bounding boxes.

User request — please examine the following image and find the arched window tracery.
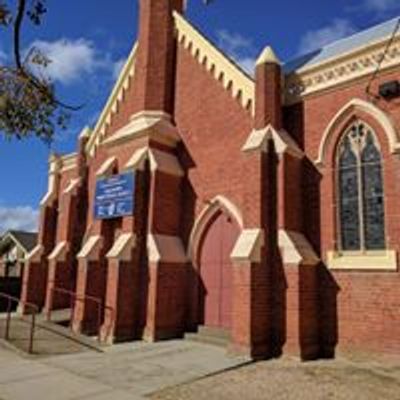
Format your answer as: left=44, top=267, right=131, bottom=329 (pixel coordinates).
left=336, top=121, right=386, bottom=251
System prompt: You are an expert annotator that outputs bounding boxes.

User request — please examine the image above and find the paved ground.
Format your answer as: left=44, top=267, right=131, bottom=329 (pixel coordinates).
left=0, top=340, right=250, bottom=400
left=1, top=333, right=400, bottom=400
left=0, top=318, right=97, bottom=356
left=151, top=354, right=400, bottom=400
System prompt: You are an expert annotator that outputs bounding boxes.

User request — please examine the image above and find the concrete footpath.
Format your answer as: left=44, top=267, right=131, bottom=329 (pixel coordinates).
left=0, top=340, right=250, bottom=400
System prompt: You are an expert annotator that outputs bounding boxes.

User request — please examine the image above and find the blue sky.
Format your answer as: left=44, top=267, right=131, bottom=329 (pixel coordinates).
left=0, top=0, right=400, bottom=232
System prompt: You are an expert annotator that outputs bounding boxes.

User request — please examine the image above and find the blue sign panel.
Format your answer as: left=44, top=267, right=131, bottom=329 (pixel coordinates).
left=94, top=172, right=135, bottom=220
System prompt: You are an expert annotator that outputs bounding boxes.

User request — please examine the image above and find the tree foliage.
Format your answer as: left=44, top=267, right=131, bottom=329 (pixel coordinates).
left=0, top=0, right=214, bottom=142
left=0, top=0, right=72, bottom=142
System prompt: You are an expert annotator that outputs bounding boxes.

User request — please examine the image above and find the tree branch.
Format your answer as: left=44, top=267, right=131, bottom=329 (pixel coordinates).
left=14, top=0, right=26, bottom=70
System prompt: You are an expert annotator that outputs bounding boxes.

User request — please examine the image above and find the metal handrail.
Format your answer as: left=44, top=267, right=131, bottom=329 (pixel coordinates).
left=0, top=292, right=38, bottom=354
left=48, top=287, right=115, bottom=341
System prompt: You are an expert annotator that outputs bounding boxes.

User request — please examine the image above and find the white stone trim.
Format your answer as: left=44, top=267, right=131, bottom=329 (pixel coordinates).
left=278, top=229, right=319, bottom=266
left=147, top=234, right=187, bottom=264
left=40, top=154, right=61, bottom=206
left=173, top=12, right=254, bottom=113
left=26, top=244, right=44, bottom=263
left=242, top=124, right=303, bottom=158
left=187, top=195, right=244, bottom=263
left=231, top=229, right=264, bottom=263
left=149, top=149, right=184, bottom=176
left=124, top=147, right=184, bottom=177
left=102, top=111, right=181, bottom=149
left=63, top=178, right=81, bottom=195
left=96, top=156, right=117, bottom=177
left=124, top=147, right=148, bottom=171
left=327, top=250, right=397, bottom=271
left=86, top=43, right=138, bottom=157
left=79, top=126, right=92, bottom=140
left=316, top=98, right=400, bottom=167
left=48, top=241, right=69, bottom=262
left=285, top=34, right=400, bottom=104
left=257, top=46, right=281, bottom=65
left=77, top=235, right=102, bottom=261
left=107, top=233, right=136, bottom=261
left=60, top=153, right=78, bottom=173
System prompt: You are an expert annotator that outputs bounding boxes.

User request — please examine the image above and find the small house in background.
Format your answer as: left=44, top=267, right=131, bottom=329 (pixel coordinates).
left=0, top=231, right=38, bottom=279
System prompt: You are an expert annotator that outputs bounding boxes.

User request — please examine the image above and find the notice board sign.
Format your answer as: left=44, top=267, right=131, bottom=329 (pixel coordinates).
left=94, top=172, right=135, bottom=220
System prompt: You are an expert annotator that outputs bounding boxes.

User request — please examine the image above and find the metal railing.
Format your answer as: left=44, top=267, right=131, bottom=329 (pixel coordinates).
left=0, top=293, right=38, bottom=354
left=47, top=287, right=114, bottom=341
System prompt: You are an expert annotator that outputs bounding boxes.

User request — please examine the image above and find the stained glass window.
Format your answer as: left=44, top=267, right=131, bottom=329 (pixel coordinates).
left=336, top=121, right=386, bottom=251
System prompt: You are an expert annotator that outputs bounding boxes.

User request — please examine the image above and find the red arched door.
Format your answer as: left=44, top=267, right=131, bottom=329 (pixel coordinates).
left=199, top=211, right=240, bottom=330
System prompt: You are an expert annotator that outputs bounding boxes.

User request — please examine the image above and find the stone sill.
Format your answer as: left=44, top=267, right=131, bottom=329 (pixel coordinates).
left=327, top=250, right=398, bottom=271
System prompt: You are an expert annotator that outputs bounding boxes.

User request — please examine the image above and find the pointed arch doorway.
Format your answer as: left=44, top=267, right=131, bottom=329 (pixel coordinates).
left=198, top=209, right=240, bottom=330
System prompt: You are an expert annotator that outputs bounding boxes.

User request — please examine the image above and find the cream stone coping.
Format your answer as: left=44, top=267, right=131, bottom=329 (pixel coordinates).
left=77, top=235, right=103, bottom=261
left=96, top=156, right=117, bottom=177
left=147, top=234, right=188, bottom=264
left=124, top=147, right=184, bottom=177
left=79, top=126, right=92, bottom=140
left=40, top=154, right=61, bottom=206
left=173, top=11, right=254, bottom=113
left=86, top=43, right=138, bottom=157
left=107, top=233, right=136, bottom=261
left=60, top=153, right=78, bottom=173
left=48, top=241, right=69, bottom=262
left=124, top=147, right=148, bottom=170
left=26, top=244, right=44, bottom=263
left=257, top=46, right=281, bottom=66
left=148, top=149, right=184, bottom=176
left=285, top=34, right=400, bottom=104
left=231, top=229, right=264, bottom=263
left=102, top=111, right=181, bottom=149
left=278, top=229, right=319, bottom=266
left=242, top=124, right=303, bottom=159
left=63, top=178, right=81, bottom=195
left=316, top=98, right=400, bottom=167
left=327, top=250, right=397, bottom=271
left=188, top=195, right=244, bottom=264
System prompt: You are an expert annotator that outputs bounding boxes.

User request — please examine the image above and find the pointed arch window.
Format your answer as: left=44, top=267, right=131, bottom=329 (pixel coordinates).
left=337, top=121, right=386, bottom=251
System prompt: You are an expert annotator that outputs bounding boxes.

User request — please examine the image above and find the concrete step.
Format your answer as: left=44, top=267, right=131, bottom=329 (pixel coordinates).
left=198, top=326, right=231, bottom=340
left=185, top=326, right=231, bottom=348
left=46, top=308, right=72, bottom=324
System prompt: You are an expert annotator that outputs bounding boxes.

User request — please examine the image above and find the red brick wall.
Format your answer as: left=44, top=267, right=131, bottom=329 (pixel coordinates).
left=285, top=69, right=400, bottom=355
left=174, top=42, right=253, bottom=244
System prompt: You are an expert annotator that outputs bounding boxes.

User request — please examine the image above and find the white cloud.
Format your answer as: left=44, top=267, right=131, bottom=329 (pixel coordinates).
left=298, top=19, right=356, bottom=54
left=364, top=0, right=400, bottom=12
left=28, top=38, right=99, bottom=84
left=27, top=38, right=122, bottom=85
left=216, top=30, right=257, bottom=75
left=0, top=206, right=39, bottom=234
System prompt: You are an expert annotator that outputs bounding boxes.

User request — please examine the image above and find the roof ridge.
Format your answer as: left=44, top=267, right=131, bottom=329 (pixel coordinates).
left=320, top=15, right=400, bottom=52
left=285, top=15, right=400, bottom=73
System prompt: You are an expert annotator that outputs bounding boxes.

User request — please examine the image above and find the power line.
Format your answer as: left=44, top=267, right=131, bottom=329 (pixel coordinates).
left=366, top=17, right=400, bottom=100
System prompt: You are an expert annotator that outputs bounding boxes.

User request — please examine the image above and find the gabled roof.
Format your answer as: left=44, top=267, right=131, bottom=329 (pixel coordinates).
left=85, top=13, right=254, bottom=156
left=0, top=230, right=38, bottom=254
left=86, top=43, right=138, bottom=157
left=285, top=16, right=400, bottom=73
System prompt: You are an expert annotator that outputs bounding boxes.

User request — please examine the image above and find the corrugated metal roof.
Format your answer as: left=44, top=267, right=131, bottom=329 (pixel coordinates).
left=284, top=16, right=400, bottom=73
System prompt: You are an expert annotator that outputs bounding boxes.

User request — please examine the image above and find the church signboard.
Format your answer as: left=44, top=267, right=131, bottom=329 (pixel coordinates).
left=94, top=173, right=135, bottom=220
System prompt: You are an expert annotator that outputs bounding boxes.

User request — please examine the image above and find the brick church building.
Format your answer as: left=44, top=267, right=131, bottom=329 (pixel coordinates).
left=19, top=0, right=400, bottom=359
